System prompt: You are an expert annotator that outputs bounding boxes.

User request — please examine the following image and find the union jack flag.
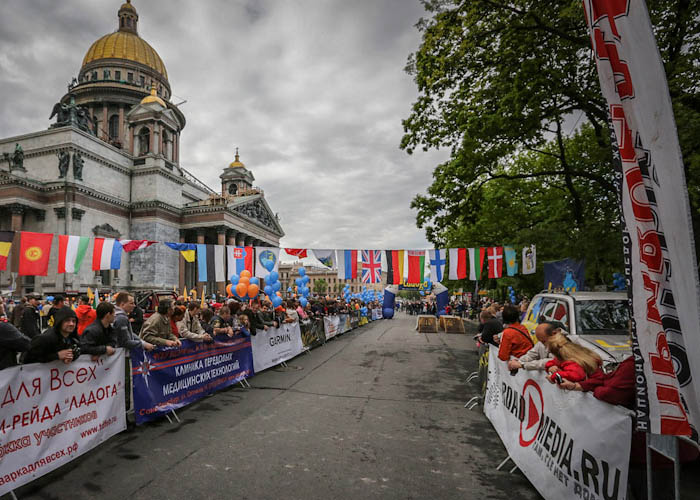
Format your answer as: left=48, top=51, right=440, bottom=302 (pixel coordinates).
left=361, top=250, right=382, bottom=284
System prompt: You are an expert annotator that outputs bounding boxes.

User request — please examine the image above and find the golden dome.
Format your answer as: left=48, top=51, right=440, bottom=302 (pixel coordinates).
left=229, top=148, right=245, bottom=168
left=141, top=86, right=166, bottom=107
left=82, top=30, right=168, bottom=80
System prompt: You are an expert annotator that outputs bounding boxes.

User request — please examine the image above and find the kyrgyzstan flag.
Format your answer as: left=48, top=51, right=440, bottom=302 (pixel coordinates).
left=406, top=250, right=425, bottom=284
left=385, top=250, right=404, bottom=284
left=18, top=231, right=53, bottom=276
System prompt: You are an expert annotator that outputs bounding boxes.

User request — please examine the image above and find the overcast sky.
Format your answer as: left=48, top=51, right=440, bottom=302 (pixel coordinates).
left=0, top=0, right=448, bottom=251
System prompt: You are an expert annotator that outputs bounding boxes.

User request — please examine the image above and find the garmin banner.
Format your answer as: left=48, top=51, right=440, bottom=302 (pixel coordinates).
left=0, top=352, right=126, bottom=496
left=250, top=321, right=304, bottom=373
left=131, top=335, right=253, bottom=425
left=484, top=349, right=632, bottom=500
left=584, top=0, right=700, bottom=435
left=323, top=315, right=340, bottom=340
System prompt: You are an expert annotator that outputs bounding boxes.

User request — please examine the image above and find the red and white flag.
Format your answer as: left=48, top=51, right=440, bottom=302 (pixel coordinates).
left=448, top=248, right=467, bottom=280
left=585, top=0, right=700, bottom=436
left=119, top=240, right=157, bottom=252
left=284, top=248, right=308, bottom=259
left=487, top=247, right=503, bottom=279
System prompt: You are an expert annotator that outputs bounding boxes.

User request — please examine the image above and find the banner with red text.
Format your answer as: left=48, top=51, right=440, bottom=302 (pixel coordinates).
left=0, top=352, right=125, bottom=495
left=584, top=0, right=700, bottom=435
left=484, top=349, right=632, bottom=500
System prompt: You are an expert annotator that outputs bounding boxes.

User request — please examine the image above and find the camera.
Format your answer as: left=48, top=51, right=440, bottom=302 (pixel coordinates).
left=553, top=372, right=563, bottom=384
left=70, top=343, right=81, bottom=359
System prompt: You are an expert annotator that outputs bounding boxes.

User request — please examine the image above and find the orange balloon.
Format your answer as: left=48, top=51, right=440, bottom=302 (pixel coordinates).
left=240, top=270, right=252, bottom=279
left=276, top=291, right=281, bottom=297
left=239, top=276, right=250, bottom=285
left=226, top=284, right=233, bottom=297
left=248, top=284, right=259, bottom=297
left=236, top=283, right=248, bottom=297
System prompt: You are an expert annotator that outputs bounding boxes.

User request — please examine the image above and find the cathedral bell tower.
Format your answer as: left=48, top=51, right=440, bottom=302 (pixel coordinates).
left=220, top=149, right=255, bottom=197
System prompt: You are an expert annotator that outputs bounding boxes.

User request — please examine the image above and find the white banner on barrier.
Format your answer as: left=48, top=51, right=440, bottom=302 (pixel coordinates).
left=250, top=322, right=304, bottom=373
left=0, top=352, right=126, bottom=495
left=484, top=349, right=632, bottom=500
left=371, top=309, right=382, bottom=321
left=323, top=316, right=340, bottom=340
left=337, top=314, right=349, bottom=335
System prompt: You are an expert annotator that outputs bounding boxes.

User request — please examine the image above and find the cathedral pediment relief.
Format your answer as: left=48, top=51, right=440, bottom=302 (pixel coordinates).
left=231, top=198, right=283, bottom=236
left=92, top=223, right=121, bottom=238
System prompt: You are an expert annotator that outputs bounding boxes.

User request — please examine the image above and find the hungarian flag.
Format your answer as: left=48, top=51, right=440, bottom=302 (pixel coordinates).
left=448, top=248, right=467, bottom=280
left=227, top=246, right=254, bottom=278
left=487, top=247, right=504, bottom=279
left=385, top=250, right=404, bottom=284
left=92, top=238, right=123, bottom=271
left=58, top=235, right=90, bottom=273
left=119, top=239, right=157, bottom=252
left=406, top=250, right=425, bottom=284
left=337, top=250, right=358, bottom=280
left=468, top=247, right=486, bottom=280
left=284, top=248, right=308, bottom=259
left=0, top=231, right=14, bottom=271
left=18, top=231, right=53, bottom=276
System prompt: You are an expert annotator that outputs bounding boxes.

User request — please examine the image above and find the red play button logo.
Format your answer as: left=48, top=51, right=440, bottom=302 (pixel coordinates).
left=519, top=379, right=544, bottom=447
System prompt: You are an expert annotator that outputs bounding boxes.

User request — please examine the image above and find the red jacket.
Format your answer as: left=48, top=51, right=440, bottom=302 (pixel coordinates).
left=580, top=356, right=635, bottom=408
left=75, top=304, right=96, bottom=336
left=545, top=358, right=587, bottom=382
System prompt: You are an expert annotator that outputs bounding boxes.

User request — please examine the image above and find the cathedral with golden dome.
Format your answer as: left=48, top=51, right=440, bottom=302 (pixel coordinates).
left=0, top=0, right=284, bottom=296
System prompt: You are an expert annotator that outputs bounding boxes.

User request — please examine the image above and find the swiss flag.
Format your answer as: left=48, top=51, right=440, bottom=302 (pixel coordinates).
left=18, top=232, right=53, bottom=276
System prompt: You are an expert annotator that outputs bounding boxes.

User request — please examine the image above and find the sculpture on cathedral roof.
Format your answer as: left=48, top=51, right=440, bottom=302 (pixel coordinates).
left=49, top=95, right=95, bottom=135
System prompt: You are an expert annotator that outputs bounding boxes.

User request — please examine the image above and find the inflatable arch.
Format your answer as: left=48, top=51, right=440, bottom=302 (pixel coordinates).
left=382, top=282, right=450, bottom=319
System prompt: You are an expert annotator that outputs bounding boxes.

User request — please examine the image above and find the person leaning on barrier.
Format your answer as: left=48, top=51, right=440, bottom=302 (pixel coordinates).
left=140, top=299, right=181, bottom=347
left=24, top=307, right=80, bottom=364
left=80, top=302, right=118, bottom=360
left=507, top=321, right=564, bottom=372
left=0, top=322, right=31, bottom=370
left=114, top=292, right=154, bottom=351
left=477, top=309, right=502, bottom=347
left=177, top=302, right=213, bottom=343
left=211, top=305, right=235, bottom=337
left=497, top=304, right=534, bottom=362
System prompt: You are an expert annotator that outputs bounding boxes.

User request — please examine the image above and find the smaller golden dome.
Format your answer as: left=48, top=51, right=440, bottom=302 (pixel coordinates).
left=141, top=86, right=166, bottom=107
left=229, top=148, right=245, bottom=168
left=120, top=0, right=136, bottom=11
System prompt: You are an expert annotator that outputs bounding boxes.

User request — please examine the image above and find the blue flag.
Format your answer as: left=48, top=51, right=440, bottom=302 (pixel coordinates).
left=504, top=246, right=518, bottom=276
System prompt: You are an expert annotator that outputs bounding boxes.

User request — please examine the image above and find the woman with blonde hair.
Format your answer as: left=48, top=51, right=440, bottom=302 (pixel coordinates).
left=544, top=333, right=601, bottom=383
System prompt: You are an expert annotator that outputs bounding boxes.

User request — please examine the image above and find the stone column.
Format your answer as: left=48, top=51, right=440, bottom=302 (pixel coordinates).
left=118, top=105, right=125, bottom=145
left=102, top=105, right=108, bottom=141
left=236, top=234, right=246, bottom=247
left=178, top=230, right=186, bottom=295
left=129, top=126, right=135, bottom=155
left=216, top=227, right=227, bottom=295
left=149, top=124, right=154, bottom=154
left=244, top=236, right=254, bottom=247
left=196, top=229, right=206, bottom=298
left=9, top=204, right=24, bottom=293
left=227, top=230, right=237, bottom=246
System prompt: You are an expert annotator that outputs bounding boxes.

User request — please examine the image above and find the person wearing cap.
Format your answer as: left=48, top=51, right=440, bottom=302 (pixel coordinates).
left=47, top=295, right=68, bottom=328
left=20, top=294, right=42, bottom=339
left=24, top=307, right=80, bottom=364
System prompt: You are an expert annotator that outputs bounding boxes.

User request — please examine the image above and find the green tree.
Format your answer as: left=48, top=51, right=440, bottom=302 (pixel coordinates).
left=313, top=279, right=328, bottom=295
left=402, top=0, right=700, bottom=281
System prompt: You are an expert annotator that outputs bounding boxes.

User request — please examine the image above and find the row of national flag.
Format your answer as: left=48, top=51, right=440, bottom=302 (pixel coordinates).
left=0, top=232, right=537, bottom=284
left=0, top=231, right=156, bottom=276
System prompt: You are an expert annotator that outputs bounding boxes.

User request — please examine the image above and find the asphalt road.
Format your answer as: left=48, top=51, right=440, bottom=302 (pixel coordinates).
left=9, top=313, right=540, bottom=500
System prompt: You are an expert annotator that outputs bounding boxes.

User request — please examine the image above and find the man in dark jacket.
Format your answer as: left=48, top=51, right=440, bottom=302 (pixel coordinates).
left=47, top=295, right=67, bottom=328
left=242, top=300, right=275, bottom=333
left=113, top=292, right=153, bottom=351
left=0, top=322, right=31, bottom=370
left=20, top=294, right=42, bottom=339
left=80, top=302, right=117, bottom=360
left=11, top=297, right=26, bottom=328
left=24, top=307, right=80, bottom=364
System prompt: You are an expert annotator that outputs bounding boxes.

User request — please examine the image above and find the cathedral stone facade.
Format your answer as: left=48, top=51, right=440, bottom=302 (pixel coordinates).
left=0, top=1, right=284, bottom=296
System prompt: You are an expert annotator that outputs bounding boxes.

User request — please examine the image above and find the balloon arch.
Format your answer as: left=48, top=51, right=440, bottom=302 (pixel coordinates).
left=381, top=282, right=449, bottom=319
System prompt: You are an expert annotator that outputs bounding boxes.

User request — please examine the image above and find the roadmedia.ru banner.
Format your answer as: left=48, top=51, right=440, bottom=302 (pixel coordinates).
left=131, top=335, right=253, bottom=425
left=484, top=349, right=632, bottom=500
left=0, top=352, right=126, bottom=496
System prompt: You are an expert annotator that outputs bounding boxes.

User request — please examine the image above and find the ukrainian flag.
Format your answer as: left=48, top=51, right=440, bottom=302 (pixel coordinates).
left=0, top=231, right=13, bottom=271
left=164, top=242, right=196, bottom=263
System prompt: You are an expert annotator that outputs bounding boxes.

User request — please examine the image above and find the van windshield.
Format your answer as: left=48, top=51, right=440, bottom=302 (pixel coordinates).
left=575, top=300, right=630, bottom=335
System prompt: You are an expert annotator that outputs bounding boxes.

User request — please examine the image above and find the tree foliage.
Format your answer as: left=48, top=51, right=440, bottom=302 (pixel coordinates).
left=402, top=0, right=700, bottom=292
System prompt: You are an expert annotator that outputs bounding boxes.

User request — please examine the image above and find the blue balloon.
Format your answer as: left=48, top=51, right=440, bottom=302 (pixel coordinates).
left=264, top=259, right=275, bottom=272
left=230, top=274, right=240, bottom=285
left=299, top=297, right=308, bottom=307
left=273, top=281, right=281, bottom=292
left=419, top=291, right=425, bottom=296
left=302, top=275, right=310, bottom=284
left=287, top=287, right=292, bottom=292
left=250, top=277, right=259, bottom=285
left=298, top=267, right=306, bottom=277
left=295, top=278, right=303, bottom=287
left=272, top=296, right=283, bottom=308
left=264, top=285, right=273, bottom=296
left=269, top=271, right=279, bottom=283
